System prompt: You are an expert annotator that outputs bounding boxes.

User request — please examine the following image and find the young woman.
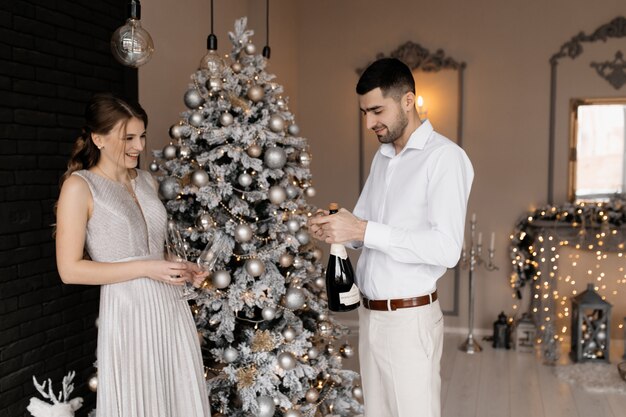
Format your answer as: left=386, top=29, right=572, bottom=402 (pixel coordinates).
left=55, top=93, right=211, bottom=417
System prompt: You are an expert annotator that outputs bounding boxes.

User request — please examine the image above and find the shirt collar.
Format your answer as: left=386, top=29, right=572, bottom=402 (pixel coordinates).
left=379, top=119, right=434, bottom=158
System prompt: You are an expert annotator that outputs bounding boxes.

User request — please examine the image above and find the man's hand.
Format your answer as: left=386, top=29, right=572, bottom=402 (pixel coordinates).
left=307, top=208, right=367, bottom=244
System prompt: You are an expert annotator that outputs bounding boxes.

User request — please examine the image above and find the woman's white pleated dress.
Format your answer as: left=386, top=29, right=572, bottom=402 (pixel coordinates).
left=73, top=169, right=210, bottom=417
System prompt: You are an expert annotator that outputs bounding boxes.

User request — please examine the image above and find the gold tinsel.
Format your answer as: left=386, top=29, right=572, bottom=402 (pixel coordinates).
left=251, top=330, right=275, bottom=352
left=236, top=365, right=257, bottom=388
left=228, top=93, right=250, bottom=113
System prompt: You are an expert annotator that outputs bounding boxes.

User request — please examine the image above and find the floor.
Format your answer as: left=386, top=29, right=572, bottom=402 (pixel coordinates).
left=339, top=331, right=626, bottom=417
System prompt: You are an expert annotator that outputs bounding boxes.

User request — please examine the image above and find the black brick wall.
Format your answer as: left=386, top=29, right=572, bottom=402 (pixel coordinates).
left=0, top=1, right=137, bottom=415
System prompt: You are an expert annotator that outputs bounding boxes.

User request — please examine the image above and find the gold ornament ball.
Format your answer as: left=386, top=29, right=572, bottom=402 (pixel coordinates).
left=304, top=186, right=316, bottom=198
left=278, top=351, right=296, bottom=370
left=284, top=410, right=303, bottom=417
left=268, top=185, right=287, bottom=205
left=219, top=112, right=234, bottom=127
left=247, top=85, right=264, bottom=102
left=305, top=387, right=319, bottom=403
left=312, top=248, right=323, bottom=261
left=247, top=143, right=262, bottom=158
left=279, top=253, right=294, bottom=268
left=314, top=276, right=325, bottom=288
left=88, top=374, right=98, bottom=392
left=245, top=258, right=265, bottom=277
left=212, top=270, right=231, bottom=289
left=268, top=114, right=285, bottom=133
left=192, top=169, right=210, bottom=187
left=244, top=42, right=256, bottom=55
left=234, top=223, right=253, bottom=243
left=231, top=61, right=242, bottom=73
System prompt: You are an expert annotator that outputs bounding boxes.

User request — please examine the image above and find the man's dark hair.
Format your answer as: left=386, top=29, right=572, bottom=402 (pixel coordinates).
left=356, top=58, right=415, bottom=100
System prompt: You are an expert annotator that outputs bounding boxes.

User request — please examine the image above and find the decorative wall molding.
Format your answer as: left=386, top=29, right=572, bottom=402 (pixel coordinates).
left=591, top=51, right=626, bottom=89
left=357, top=41, right=465, bottom=74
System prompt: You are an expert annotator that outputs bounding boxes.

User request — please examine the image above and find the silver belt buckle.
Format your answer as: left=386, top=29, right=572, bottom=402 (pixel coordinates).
left=387, top=299, right=392, bottom=311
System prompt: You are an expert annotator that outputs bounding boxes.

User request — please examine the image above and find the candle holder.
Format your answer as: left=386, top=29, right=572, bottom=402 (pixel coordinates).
left=459, top=216, right=499, bottom=354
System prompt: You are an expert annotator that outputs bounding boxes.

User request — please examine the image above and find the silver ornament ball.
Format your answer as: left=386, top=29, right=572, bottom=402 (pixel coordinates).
left=352, top=385, right=364, bottom=400
left=159, top=177, right=180, bottom=200
left=192, top=169, right=210, bottom=187
left=88, top=374, right=98, bottom=392
left=326, top=344, right=336, bottom=355
left=305, top=388, right=319, bottom=403
left=268, top=186, right=287, bottom=205
left=223, top=346, right=238, bottom=363
left=244, top=43, right=256, bottom=55
left=286, top=218, right=300, bottom=233
left=285, top=287, right=306, bottom=310
left=261, top=306, right=277, bottom=321
left=304, top=186, right=316, bottom=198
left=256, top=395, right=275, bottom=417
left=163, top=143, right=178, bottom=160
left=245, top=258, right=265, bottom=277
left=288, top=124, right=300, bottom=136
left=212, top=270, right=231, bottom=289
left=268, top=114, right=285, bottom=133
left=184, top=89, right=204, bottom=109
left=307, top=346, right=319, bottom=360
left=238, top=173, right=253, bottom=187
left=247, top=144, right=262, bottom=158
left=169, top=124, right=184, bottom=139
left=189, top=111, right=204, bottom=127
left=149, top=161, right=159, bottom=172
left=340, top=343, right=355, bottom=358
left=282, top=327, right=296, bottom=342
left=231, top=61, right=242, bottom=73
left=234, top=223, right=253, bottom=243
left=292, top=257, right=304, bottom=269
left=279, top=253, right=294, bottom=268
left=247, top=85, right=264, bottom=102
left=314, top=276, right=325, bottom=288
left=276, top=98, right=286, bottom=109
left=596, top=331, right=607, bottom=341
left=299, top=152, right=311, bottom=167
left=206, top=77, right=223, bottom=91
left=317, top=312, right=328, bottom=322
left=295, top=229, right=310, bottom=245
left=278, top=351, right=296, bottom=370
left=177, top=145, right=192, bottom=159
left=196, top=213, right=212, bottom=231
left=284, top=410, right=303, bottom=417
left=285, top=184, right=299, bottom=199
left=219, top=112, right=234, bottom=127
left=264, top=147, right=287, bottom=169
left=318, top=321, right=332, bottom=337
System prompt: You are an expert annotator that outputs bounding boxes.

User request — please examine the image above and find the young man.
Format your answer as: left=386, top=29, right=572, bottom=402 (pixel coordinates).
left=308, top=58, right=473, bottom=417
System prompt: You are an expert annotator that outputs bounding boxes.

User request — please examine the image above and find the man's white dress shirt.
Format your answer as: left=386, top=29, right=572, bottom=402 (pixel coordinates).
left=352, top=120, right=474, bottom=300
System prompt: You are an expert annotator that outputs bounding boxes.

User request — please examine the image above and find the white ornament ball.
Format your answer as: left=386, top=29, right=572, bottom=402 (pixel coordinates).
left=307, top=346, right=319, bottom=360
left=245, top=258, right=265, bottom=277
left=282, top=327, right=296, bottom=342
left=224, top=346, right=238, bottom=363
left=268, top=186, right=287, bottom=205
left=177, top=145, right=192, bottom=159
left=238, top=173, right=253, bottom=187
left=261, top=306, right=277, bottom=321
left=189, top=111, right=204, bottom=127
left=285, top=184, right=299, bottom=199
left=212, top=270, right=231, bottom=289
left=244, top=43, right=256, bottom=55
left=247, top=143, right=262, bottom=158
left=196, top=213, right=212, bottom=231
left=288, top=124, right=300, bottom=136
left=278, top=351, right=296, bottom=370
left=285, top=287, right=306, bottom=310
left=304, top=186, right=316, bottom=198
left=340, top=343, right=354, bottom=358
left=149, top=160, right=159, bottom=172
left=256, top=395, right=275, bottom=417
left=279, top=253, right=294, bottom=268
left=231, top=61, right=242, bottom=73
left=220, top=112, right=234, bottom=127
left=264, top=147, right=287, bottom=169
left=284, top=410, right=303, bottom=417
left=286, top=218, right=300, bottom=233
left=299, top=152, right=311, bottom=167
left=88, top=374, right=98, bottom=392
left=163, top=143, right=177, bottom=160
left=268, top=114, right=285, bottom=132
left=184, top=89, right=204, bottom=109
left=305, top=388, right=319, bottom=403
left=314, top=276, right=325, bottom=288
left=169, top=124, right=184, bottom=139
left=247, top=85, right=264, bottom=102
left=192, top=169, right=210, bottom=187
left=234, top=223, right=253, bottom=243
left=295, top=229, right=310, bottom=245
left=352, top=385, right=363, bottom=400
left=159, top=177, right=180, bottom=199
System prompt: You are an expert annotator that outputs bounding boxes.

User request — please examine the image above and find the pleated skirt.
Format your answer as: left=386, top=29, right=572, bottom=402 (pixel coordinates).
left=96, top=269, right=210, bottom=417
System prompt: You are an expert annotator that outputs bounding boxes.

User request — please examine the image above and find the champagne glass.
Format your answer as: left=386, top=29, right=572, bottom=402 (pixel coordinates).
left=165, top=221, right=196, bottom=299
left=197, top=232, right=230, bottom=273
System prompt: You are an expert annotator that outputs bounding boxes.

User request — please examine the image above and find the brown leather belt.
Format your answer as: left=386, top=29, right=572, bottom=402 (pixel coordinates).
left=362, top=291, right=437, bottom=311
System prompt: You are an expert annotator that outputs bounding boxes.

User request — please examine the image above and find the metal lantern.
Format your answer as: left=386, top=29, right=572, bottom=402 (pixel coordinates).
left=570, top=283, right=612, bottom=363
left=514, top=312, right=536, bottom=353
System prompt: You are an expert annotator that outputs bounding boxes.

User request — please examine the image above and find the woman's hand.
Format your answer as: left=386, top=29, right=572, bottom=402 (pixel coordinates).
left=143, top=260, right=189, bottom=286
left=183, top=262, right=210, bottom=288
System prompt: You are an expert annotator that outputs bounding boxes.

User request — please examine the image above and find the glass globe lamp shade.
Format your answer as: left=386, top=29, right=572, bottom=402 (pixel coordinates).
left=200, top=49, right=225, bottom=77
left=111, top=18, right=154, bottom=68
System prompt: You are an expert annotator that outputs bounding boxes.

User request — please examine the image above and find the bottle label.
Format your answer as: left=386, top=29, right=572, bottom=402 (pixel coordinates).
left=330, top=243, right=347, bottom=259
left=339, top=284, right=360, bottom=306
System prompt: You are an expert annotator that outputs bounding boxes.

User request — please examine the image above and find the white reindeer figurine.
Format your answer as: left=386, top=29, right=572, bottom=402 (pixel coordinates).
left=27, top=371, right=83, bottom=417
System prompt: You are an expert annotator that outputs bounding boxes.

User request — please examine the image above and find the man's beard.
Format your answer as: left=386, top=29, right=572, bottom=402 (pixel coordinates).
left=375, top=110, right=408, bottom=144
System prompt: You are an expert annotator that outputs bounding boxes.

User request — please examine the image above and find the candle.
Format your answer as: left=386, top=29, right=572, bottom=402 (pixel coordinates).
left=478, top=232, right=482, bottom=245
left=490, top=232, right=495, bottom=251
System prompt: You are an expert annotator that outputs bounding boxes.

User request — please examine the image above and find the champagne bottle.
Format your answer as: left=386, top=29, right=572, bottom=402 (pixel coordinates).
left=325, top=203, right=360, bottom=312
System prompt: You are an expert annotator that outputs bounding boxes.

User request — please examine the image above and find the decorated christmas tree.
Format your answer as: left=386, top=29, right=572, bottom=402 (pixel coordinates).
left=151, top=18, right=363, bottom=417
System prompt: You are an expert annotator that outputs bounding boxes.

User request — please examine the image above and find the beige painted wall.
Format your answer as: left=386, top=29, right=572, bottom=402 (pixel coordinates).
left=139, top=0, right=626, bottom=339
